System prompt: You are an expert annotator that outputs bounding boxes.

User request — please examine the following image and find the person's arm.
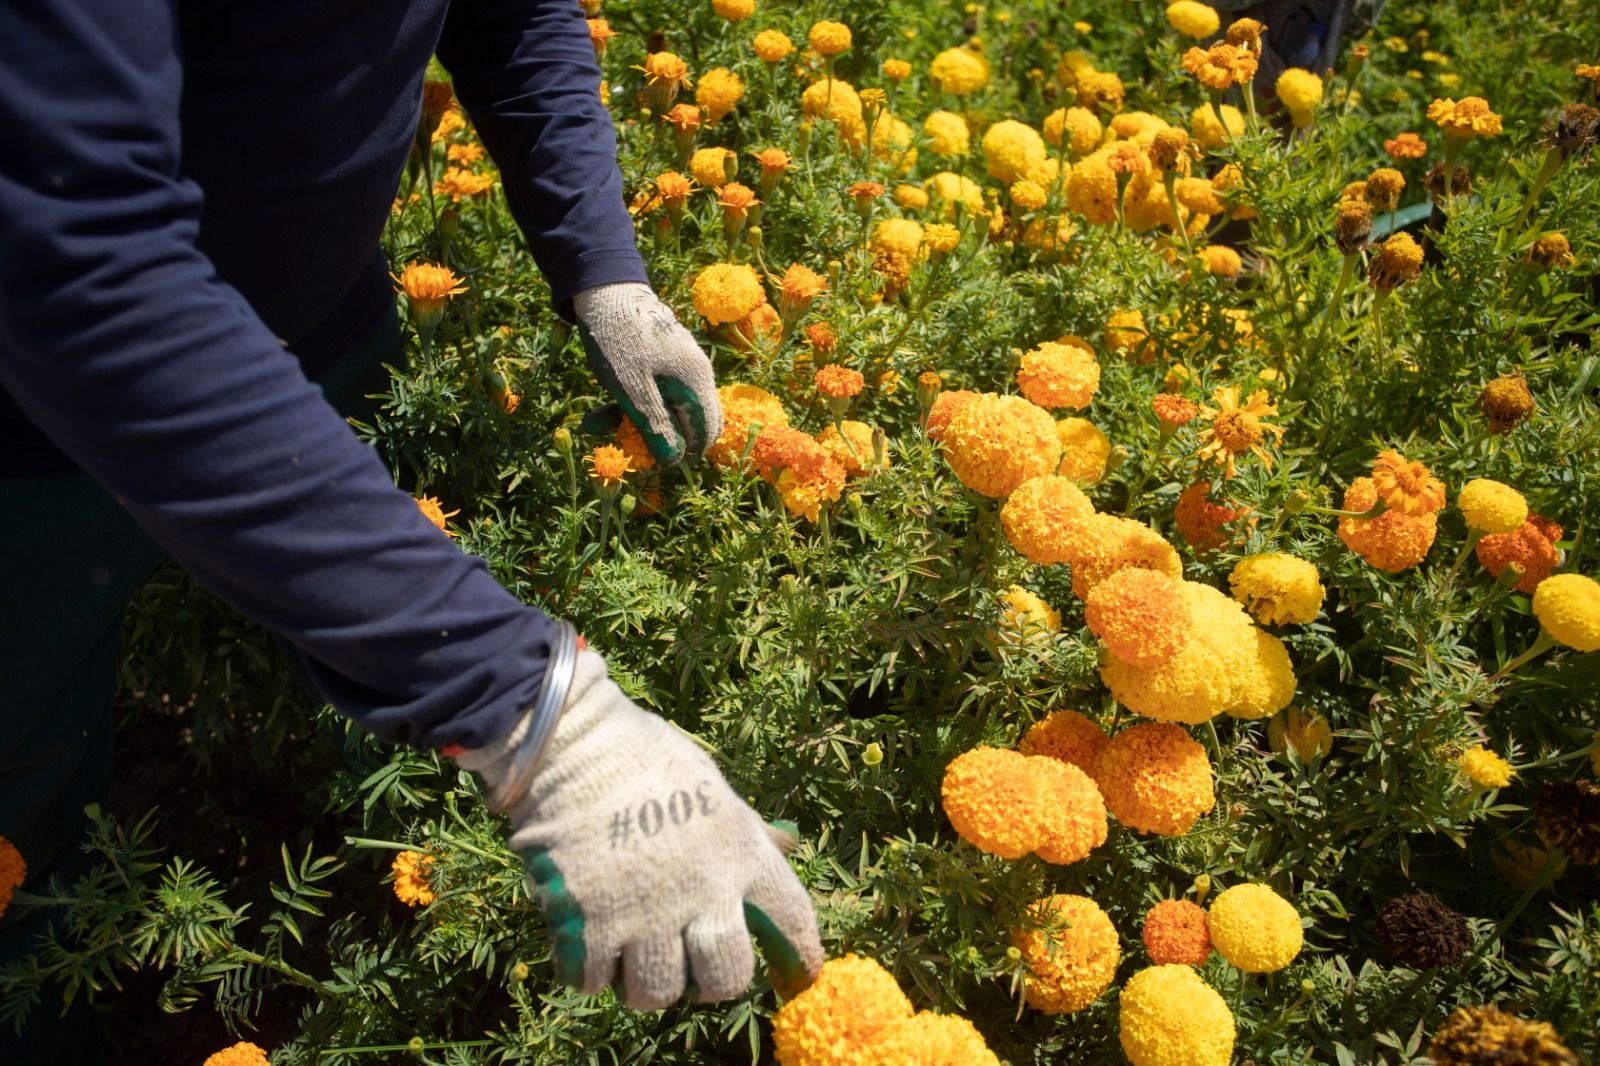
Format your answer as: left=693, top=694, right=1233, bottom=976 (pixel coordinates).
left=437, top=0, right=723, bottom=465
left=0, top=0, right=554, bottom=749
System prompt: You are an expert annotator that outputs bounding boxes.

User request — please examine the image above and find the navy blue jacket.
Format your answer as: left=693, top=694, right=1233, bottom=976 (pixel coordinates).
left=0, top=0, right=648, bottom=748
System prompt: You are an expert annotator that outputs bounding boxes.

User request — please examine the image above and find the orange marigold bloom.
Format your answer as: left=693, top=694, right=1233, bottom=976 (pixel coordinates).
left=777, top=263, right=827, bottom=319
left=0, top=836, right=25, bottom=920
left=716, top=182, right=759, bottom=220
left=1019, top=709, right=1110, bottom=776
left=1338, top=476, right=1438, bottom=572
left=1174, top=481, right=1248, bottom=554
left=1195, top=386, right=1284, bottom=478
left=804, top=322, right=837, bottom=353
left=661, top=103, right=702, bottom=134
left=392, top=263, right=468, bottom=314
left=1012, top=895, right=1121, bottom=1014
left=816, top=421, right=884, bottom=477
left=587, top=444, right=632, bottom=486
left=1370, top=449, right=1446, bottom=516
left=204, top=1042, right=271, bottom=1066
left=1385, top=131, right=1429, bottom=159
left=776, top=458, right=847, bottom=522
left=691, top=262, right=766, bottom=325
left=771, top=955, right=913, bottom=1065
left=392, top=850, right=437, bottom=906
left=753, top=146, right=792, bottom=177
left=639, top=51, right=692, bottom=89
left=1183, top=42, right=1257, bottom=90
left=1153, top=393, right=1199, bottom=427
left=434, top=167, right=496, bottom=201
left=656, top=170, right=694, bottom=206
left=586, top=18, right=617, bottom=55
left=1476, top=515, right=1563, bottom=594
left=941, top=394, right=1062, bottom=497
left=1142, top=899, right=1212, bottom=965
left=1059, top=513, right=1184, bottom=599
left=415, top=495, right=459, bottom=536
left=726, top=302, right=783, bottom=354
left=753, top=425, right=827, bottom=483
left=846, top=180, right=886, bottom=202
left=1428, top=96, right=1503, bottom=138
left=808, top=20, right=852, bottom=56
left=1017, top=339, right=1101, bottom=410
left=815, top=364, right=865, bottom=399
left=752, top=29, right=794, bottom=64
left=1000, top=474, right=1096, bottom=565
left=613, top=418, right=657, bottom=473
left=1057, top=417, right=1112, bottom=483
left=1085, top=568, right=1192, bottom=667
left=447, top=142, right=486, bottom=165
left=708, top=383, right=787, bottom=469
left=926, top=388, right=978, bottom=440
left=941, top=747, right=1054, bottom=859
left=1094, top=723, right=1215, bottom=836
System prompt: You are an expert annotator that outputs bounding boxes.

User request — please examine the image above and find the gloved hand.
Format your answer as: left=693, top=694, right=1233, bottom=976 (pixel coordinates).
left=572, top=282, right=723, bottom=466
left=455, top=636, right=821, bottom=1010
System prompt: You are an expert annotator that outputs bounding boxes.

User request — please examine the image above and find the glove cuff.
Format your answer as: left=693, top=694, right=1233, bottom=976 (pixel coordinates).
left=459, top=620, right=579, bottom=812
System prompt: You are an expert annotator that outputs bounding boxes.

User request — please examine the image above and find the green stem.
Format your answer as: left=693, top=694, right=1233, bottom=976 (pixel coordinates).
left=1513, top=148, right=1564, bottom=231
left=1444, top=528, right=1487, bottom=586
left=1489, top=629, right=1557, bottom=683
left=1321, top=253, right=1358, bottom=331
left=1463, top=846, right=1564, bottom=967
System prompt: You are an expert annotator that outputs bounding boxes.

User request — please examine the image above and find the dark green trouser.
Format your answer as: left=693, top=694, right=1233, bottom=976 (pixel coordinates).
left=0, top=307, right=401, bottom=1059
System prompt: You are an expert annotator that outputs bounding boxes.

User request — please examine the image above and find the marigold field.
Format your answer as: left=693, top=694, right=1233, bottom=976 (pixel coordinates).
left=6, top=1, right=1600, bottom=1064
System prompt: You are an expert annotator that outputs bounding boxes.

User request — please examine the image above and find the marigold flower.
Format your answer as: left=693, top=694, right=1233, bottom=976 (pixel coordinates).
left=878, top=1012, right=1000, bottom=1066
left=1370, top=449, right=1445, bottom=516
left=1056, top=417, right=1112, bottom=482
left=1153, top=394, right=1199, bottom=428
left=433, top=166, right=496, bottom=202
left=1034, top=760, right=1110, bottom=864
left=1534, top=780, right=1600, bottom=866
left=925, top=171, right=986, bottom=219
left=777, top=458, right=847, bottom=522
left=1086, top=569, right=1192, bottom=667
left=1459, top=744, right=1515, bottom=789
left=881, top=58, right=912, bottom=81
left=0, top=837, right=25, bottom=920
left=981, top=120, right=1048, bottom=184
left=1364, top=167, right=1406, bottom=213
left=1066, top=151, right=1119, bottom=224
left=1013, top=895, right=1120, bottom=1013
left=1076, top=69, right=1127, bottom=113
left=1526, top=232, right=1576, bottom=270
left=942, top=394, right=1062, bottom=498
left=1275, top=68, right=1324, bottom=126
left=1000, top=475, right=1095, bottom=565
left=1174, top=480, right=1246, bottom=553
left=1334, top=199, right=1373, bottom=255
left=612, top=417, right=656, bottom=474
left=655, top=170, right=695, bottom=208
left=1228, top=554, right=1324, bottom=625
left=1428, top=1005, right=1579, bottom=1066
left=1196, top=244, right=1242, bottom=278
left=1103, top=309, right=1147, bottom=355
left=929, top=46, right=991, bottom=95
left=752, top=29, right=794, bottom=64
left=1119, top=965, right=1234, bottom=1066
left=204, top=1042, right=271, bottom=1066
left=996, top=584, right=1061, bottom=643
left=941, top=747, right=1052, bottom=858
left=712, top=0, right=754, bottom=20
left=1195, top=386, right=1283, bottom=478
left=771, top=954, right=913, bottom=1066
left=923, top=222, right=960, bottom=253
left=1428, top=96, right=1503, bottom=139
left=415, top=495, right=459, bottom=535
left=1016, top=340, right=1100, bottom=410
left=815, top=364, right=864, bottom=401
left=1142, top=899, right=1212, bottom=966
left=1207, top=883, right=1303, bottom=972
left=1183, top=42, right=1256, bottom=91
left=392, top=850, right=437, bottom=906
left=1044, top=106, right=1103, bottom=155
left=446, top=142, right=486, bottom=166
left=923, top=110, right=971, bottom=156
left=639, top=51, right=692, bottom=109
left=696, top=67, right=745, bottom=123
left=716, top=181, right=759, bottom=219
left=1368, top=232, right=1424, bottom=293
left=1532, top=572, right=1600, bottom=652
left=1225, top=17, right=1265, bottom=52
left=925, top=388, right=978, bottom=441
left=805, top=322, right=838, bottom=355
left=1009, top=179, right=1048, bottom=212
left=1191, top=102, right=1245, bottom=147
left=708, top=383, right=787, bottom=469
left=1385, top=131, right=1429, bottom=159
left=808, top=20, right=852, bottom=56
left=1338, top=477, right=1438, bottom=572
left=816, top=421, right=884, bottom=477
left=587, top=444, right=633, bottom=487
left=586, top=18, right=617, bottom=56
left=393, top=263, right=468, bottom=317
left=894, top=183, right=930, bottom=211
left=692, top=262, right=765, bottom=326
left=1019, top=709, right=1109, bottom=775
left=1061, top=514, right=1184, bottom=599
left=777, top=262, right=826, bottom=320
left=1376, top=890, right=1470, bottom=969
left=1166, top=1, right=1220, bottom=39
left=1094, top=723, right=1214, bottom=835
left=1476, top=514, right=1561, bottom=593
left=1454, top=478, right=1527, bottom=535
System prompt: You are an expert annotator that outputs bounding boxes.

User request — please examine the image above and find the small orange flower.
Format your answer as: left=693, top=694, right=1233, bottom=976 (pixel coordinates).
left=777, top=263, right=827, bottom=320
left=1153, top=393, right=1199, bottom=427
left=1370, top=449, right=1446, bottom=516
left=204, top=1041, right=271, bottom=1066
left=434, top=167, right=496, bottom=202
left=393, top=264, right=468, bottom=315
left=660, top=103, right=702, bottom=135
left=1183, top=42, right=1257, bottom=90
left=805, top=322, right=838, bottom=354
left=1384, top=131, right=1429, bottom=159
left=847, top=180, right=886, bottom=202
left=0, top=836, right=25, bottom=920
left=586, top=18, right=617, bottom=56
left=655, top=170, right=695, bottom=207
left=716, top=182, right=760, bottom=220
left=587, top=445, right=633, bottom=486
left=392, top=850, right=436, bottom=907
left=415, top=495, right=459, bottom=536
left=1194, top=386, right=1284, bottom=478
left=1143, top=899, right=1212, bottom=966
left=816, top=364, right=865, bottom=400
left=446, top=142, right=486, bottom=166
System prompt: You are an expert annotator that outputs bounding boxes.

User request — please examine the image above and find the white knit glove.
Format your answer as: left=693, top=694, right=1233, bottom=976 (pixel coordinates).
left=456, top=647, right=821, bottom=1010
left=572, top=282, right=723, bottom=465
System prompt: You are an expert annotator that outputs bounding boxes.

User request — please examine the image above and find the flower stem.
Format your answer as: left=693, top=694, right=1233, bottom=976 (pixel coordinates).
left=1443, top=528, right=1486, bottom=586
left=1321, top=253, right=1358, bottom=331
left=1513, top=148, right=1564, bottom=231
left=1489, top=629, right=1557, bottom=683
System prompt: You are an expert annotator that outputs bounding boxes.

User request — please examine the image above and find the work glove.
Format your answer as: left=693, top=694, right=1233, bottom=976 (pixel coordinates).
left=455, top=628, right=821, bottom=1010
left=572, top=282, right=723, bottom=466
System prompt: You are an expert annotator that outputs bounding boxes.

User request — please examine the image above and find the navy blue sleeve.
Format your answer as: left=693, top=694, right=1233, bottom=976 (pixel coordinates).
left=0, top=0, right=554, bottom=750
left=437, top=0, right=649, bottom=318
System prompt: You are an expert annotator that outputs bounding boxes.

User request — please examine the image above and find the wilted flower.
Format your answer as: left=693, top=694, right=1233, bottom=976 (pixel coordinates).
left=1428, top=1005, right=1578, bottom=1066
left=1334, top=199, right=1373, bottom=254
left=1195, top=386, right=1284, bottom=478
left=1365, top=168, right=1406, bottom=212
left=1368, top=232, right=1424, bottom=293
left=1534, top=779, right=1600, bottom=865
left=1376, top=891, right=1471, bottom=969
left=1526, top=232, right=1576, bottom=270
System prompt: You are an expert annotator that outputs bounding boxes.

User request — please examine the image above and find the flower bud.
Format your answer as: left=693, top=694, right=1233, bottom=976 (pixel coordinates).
left=1284, top=488, right=1312, bottom=514
left=511, top=962, right=531, bottom=983
left=1300, top=978, right=1317, bottom=995
left=747, top=226, right=764, bottom=253
left=1104, top=444, right=1131, bottom=476
left=1192, top=873, right=1211, bottom=904
left=620, top=493, right=638, bottom=518
left=553, top=426, right=574, bottom=457
left=848, top=492, right=865, bottom=520
left=871, top=426, right=887, bottom=468
left=861, top=742, right=883, bottom=766
left=408, top=1037, right=426, bottom=1054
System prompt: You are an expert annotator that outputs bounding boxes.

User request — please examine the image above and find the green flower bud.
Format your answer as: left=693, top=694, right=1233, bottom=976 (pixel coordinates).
left=861, top=742, right=883, bottom=766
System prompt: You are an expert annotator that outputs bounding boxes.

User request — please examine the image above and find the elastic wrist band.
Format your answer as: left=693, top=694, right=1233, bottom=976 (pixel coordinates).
left=486, top=620, right=578, bottom=813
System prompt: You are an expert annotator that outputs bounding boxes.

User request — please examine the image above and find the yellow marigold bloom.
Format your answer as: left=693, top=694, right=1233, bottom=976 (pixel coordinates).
left=1459, top=745, right=1515, bottom=789
left=1095, top=723, right=1213, bottom=835
left=801, top=79, right=865, bottom=146
left=752, top=29, right=794, bottom=64
left=882, top=58, right=912, bottom=81
left=925, top=171, right=985, bottom=220
left=709, top=383, right=787, bottom=469
left=815, top=364, right=864, bottom=400
left=1371, top=449, right=1446, bottom=516
left=1457, top=478, right=1528, bottom=534
left=942, top=394, right=1061, bottom=498
left=415, top=495, right=459, bottom=535
left=640, top=50, right=692, bottom=91
left=1013, top=895, right=1120, bottom=1014
left=870, top=217, right=923, bottom=260
left=1197, top=244, right=1242, bottom=277
left=771, top=954, right=912, bottom=1066
left=1054, top=49, right=1097, bottom=89
left=893, top=183, right=930, bottom=212
left=586, top=17, right=617, bottom=56
left=1207, top=883, right=1303, bottom=973
left=1428, top=96, right=1503, bottom=139
left=393, top=262, right=467, bottom=315
left=808, top=19, right=852, bottom=56
left=1368, top=232, right=1424, bottom=293
left=1017, top=339, right=1100, bottom=410
left=1476, top=515, right=1562, bottom=594
left=942, top=747, right=1053, bottom=858
left=1056, top=417, right=1111, bottom=482
left=1527, top=232, right=1576, bottom=270
left=204, top=1042, right=271, bottom=1066
left=1228, top=553, right=1324, bottom=625
left=876, top=1011, right=1000, bottom=1066
left=870, top=112, right=917, bottom=174
left=1365, top=167, right=1406, bottom=212
left=1000, top=475, right=1095, bottom=565
left=1120, top=965, right=1234, bottom=1066
left=1224, top=627, right=1298, bottom=721
left=0, top=836, right=25, bottom=920
left=1275, top=68, right=1324, bottom=126
left=712, top=0, right=754, bottom=21
left=928, top=46, right=990, bottom=95
left=1086, top=569, right=1192, bottom=667
left=1076, top=69, right=1126, bottom=113
left=1195, top=386, right=1283, bottom=478
left=392, top=850, right=437, bottom=906
left=1009, top=178, right=1048, bottom=211
left=1532, top=573, right=1600, bottom=652
left=1102, top=309, right=1146, bottom=355
left=1065, top=151, right=1118, bottom=224
left=923, top=222, right=960, bottom=253
left=1019, top=709, right=1109, bottom=775
left=1269, top=706, right=1334, bottom=762
left=1338, top=477, right=1438, bottom=572
left=1428, top=1005, right=1578, bottom=1066
left=1579, top=63, right=1600, bottom=84
left=777, top=458, right=846, bottom=522
left=981, top=120, right=1048, bottom=184
left=688, top=146, right=734, bottom=189
left=1143, top=899, right=1212, bottom=966
left=1044, top=106, right=1103, bottom=155
left=1166, top=1, right=1220, bottom=38
left=587, top=444, right=632, bottom=487
left=692, top=262, right=765, bottom=326
left=922, top=110, right=970, bottom=156
left=998, top=584, right=1061, bottom=642
left=1062, top=514, right=1183, bottom=600
left=1183, top=42, right=1256, bottom=90
left=1188, top=104, right=1241, bottom=152
left=816, top=421, right=883, bottom=477
left=696, top=67, right=744, bottom=123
